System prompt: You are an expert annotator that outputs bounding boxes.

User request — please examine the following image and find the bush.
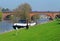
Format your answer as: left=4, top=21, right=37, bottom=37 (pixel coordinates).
left=55, top=15, right=60, bottom=24
left=0, top=12, right=2, bottom=21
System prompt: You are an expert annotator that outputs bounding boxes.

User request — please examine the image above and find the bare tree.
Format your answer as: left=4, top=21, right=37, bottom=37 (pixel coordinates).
left=12, top=3, right=32, bottom=23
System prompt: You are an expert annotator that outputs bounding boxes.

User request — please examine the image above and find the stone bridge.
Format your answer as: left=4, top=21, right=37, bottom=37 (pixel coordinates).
left=2, top=11, right=60, bottom=20
left=30, top=11, right=60, bottom=19
left=2, top=12, right=13, bottom=20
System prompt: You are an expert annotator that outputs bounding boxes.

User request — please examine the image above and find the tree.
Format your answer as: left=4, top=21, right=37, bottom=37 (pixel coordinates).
left=0, top=7, right=2, bottom=21
left=0, top=7, right=2, bottom=12
left=2, top=8, right=10, bottom=12
left=12, top=3, right=32, bottom=23
left=32, top=14, right=40, bottom=24
left=56, top=14, right=60, bottom=24
left=0, top=12, right=2, bottom=21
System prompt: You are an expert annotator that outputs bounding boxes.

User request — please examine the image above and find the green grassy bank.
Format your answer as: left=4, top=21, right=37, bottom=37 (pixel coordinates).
left=0, top=21, right=60, bottom=41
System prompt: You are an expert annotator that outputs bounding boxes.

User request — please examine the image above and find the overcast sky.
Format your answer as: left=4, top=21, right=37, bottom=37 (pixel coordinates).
left=0, top=0, right=60, bottom=11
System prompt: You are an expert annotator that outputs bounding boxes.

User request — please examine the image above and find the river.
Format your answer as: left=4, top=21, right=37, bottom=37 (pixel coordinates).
left=0, top=18, right=49, bottom=34
left=0, top=21, right=13, bottom=33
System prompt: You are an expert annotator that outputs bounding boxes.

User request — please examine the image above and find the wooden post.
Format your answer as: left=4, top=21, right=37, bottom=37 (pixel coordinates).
left=26, top=18, right=29, bottom=29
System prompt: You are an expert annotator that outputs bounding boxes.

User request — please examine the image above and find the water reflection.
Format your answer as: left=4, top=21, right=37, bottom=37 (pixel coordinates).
left=37, top=18, right=49, bottom=24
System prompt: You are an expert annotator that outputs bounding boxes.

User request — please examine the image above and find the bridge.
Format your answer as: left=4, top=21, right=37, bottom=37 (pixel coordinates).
left=2, top=11, right=60, bottom=20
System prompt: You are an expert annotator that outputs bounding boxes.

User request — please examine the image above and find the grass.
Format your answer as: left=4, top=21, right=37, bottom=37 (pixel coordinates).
left=0, top=21, right=60, bottom=41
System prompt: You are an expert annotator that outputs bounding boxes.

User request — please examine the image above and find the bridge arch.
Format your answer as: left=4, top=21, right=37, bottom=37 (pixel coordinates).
left=2, top=12, right=60, bottom=20
left=4, top=15, right=11, bottom=20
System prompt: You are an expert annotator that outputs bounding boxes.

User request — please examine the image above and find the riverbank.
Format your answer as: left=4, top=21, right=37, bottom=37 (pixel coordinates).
left=0, top=18, right=49, bottom=33
left=0, top=21, right=60, bottom=41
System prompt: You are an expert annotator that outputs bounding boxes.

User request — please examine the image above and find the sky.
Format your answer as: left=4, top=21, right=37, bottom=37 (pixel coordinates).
left=0, top=0, right=60, bottom=11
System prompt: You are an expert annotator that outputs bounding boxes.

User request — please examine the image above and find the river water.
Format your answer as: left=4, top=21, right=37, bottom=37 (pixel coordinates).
left=0, top=18, right=49, bottom=34
left=0, top=21, right=13, bottom=33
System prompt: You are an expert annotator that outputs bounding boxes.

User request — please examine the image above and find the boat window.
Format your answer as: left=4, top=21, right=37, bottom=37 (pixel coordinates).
left=18, top=20, right=26, bottom=23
